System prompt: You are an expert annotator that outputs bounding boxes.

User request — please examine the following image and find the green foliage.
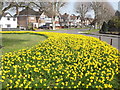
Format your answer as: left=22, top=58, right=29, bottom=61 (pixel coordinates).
left=27, top=23, right=33, bottom=30
left=100, top=11, right=120, bottom=33
left=108, top=20, right=115, bottom=29
left=100, top=22, right=108, bottom=33
left=115, top=10, right=120, bottom=18
left=112, top=16, right=120, bottom=29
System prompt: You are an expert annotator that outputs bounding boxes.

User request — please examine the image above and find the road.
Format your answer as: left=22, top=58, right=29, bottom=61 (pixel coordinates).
left=42, top=29, right=120, bottom=51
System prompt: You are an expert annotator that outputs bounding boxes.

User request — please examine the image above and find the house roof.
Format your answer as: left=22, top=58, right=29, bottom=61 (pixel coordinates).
left=19, top=7, right=42, bottom=16
left=2, top=12, right=12, bottom=17
left=70, top=15, right=77, bottom=20
left=60, top=13, right=69, bottom=19
left=0, top=12, right=17, bottom=20
left=44, top=12, right=53, bottom=18
left=44, top=10, right=57, bottom=18
left=115, top=10, right=120, bottom=17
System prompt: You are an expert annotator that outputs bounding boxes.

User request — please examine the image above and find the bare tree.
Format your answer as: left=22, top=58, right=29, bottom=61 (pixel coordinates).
left=90, top=1, right=115, bottom=29
left=2, top=0, right=66, bottom=30
left=31, top=1, right=66, bottom=30
left=75, top=2, right=91, bottom=27
left=0, top=2, right=3, bottom=15
left=90, top=2, right=102, bottom=29
left=51, top=1, right=66, bottom=30
left=0, top=2, right=3, bottom=31
left=2, top=2, right=32, bottom=15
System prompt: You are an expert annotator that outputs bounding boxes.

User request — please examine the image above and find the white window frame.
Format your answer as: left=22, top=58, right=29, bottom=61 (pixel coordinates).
left=6, top=24, right=11, bottom=28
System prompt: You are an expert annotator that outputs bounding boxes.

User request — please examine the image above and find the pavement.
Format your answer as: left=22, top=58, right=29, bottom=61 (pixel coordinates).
left=37, top=29, right=120, bottom=51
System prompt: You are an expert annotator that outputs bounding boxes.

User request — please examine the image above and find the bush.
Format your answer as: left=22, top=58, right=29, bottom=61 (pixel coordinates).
left=112, top=16, right=120, bottom=32
left=27, top=23, right=33, bottom=30
left=100, top=11, right=120, bottom=33
left=0, top=31, right=119, bottom=89
left=99, top=22, right=108, bottom=33
left=33, top=28, right=38, bottom=31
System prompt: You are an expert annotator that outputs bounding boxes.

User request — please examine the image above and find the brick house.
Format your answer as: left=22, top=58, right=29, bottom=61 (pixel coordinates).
left=17, top=7, right=42, bottom=29
left=18, top=7, right=60, bottom=29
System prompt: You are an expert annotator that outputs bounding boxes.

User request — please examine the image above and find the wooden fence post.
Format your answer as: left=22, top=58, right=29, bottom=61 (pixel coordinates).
left=110, top=39, right=112, bottom=45
left=99, top=36, right=101, bottom=40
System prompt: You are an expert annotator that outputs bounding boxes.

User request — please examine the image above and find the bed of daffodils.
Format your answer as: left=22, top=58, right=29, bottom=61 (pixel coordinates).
left=0, top=31, right=119, bottom=88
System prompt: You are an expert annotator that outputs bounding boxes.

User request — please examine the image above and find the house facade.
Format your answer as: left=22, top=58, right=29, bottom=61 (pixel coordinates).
left=39, top=12, right=60, bottom=27
left=17, top=7, right=42, bottom=29
left=60, top=13, right=69, bottom=27
left=18, top=7, right=60, bottom=29
left=69, top=14, right=78, bottom=27
left=59, top=13, right=94, bottom=28
left=39, top=12, right=53, bottom=27
left=0, top=13, right=17, bottom=28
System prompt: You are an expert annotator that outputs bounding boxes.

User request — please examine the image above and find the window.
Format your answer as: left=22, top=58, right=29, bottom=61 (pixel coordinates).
left=13, top=18, right=16, bottom=21
left=30, top=17, right=34, bottom=20
left=7, top=17, right=10, bottom=20
left=6, top=24, right=11, bottom=28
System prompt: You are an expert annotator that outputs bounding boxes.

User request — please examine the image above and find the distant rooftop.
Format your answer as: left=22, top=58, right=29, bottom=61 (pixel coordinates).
left=19, top=7, right=42, bottom=16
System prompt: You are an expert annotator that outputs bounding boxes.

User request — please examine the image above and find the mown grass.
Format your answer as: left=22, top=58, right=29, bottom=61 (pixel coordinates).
left=37, top=27, right=89, bottom=32
left=81, top=29, right=100, bottom=33
left=1, top=33, right=47, bottom=55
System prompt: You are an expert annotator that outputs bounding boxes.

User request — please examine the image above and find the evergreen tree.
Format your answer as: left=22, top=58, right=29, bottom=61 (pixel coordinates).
left=99, top=22, right=108, bottom=33
left=115, top=10, right=120, bottom=18
left=108, top=20, right=115, bottom=32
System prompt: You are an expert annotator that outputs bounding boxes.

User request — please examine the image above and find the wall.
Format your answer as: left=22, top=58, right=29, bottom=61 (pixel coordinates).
left=28, top=16, right=37, bottom=23
left=0, top=17, right=17, bottom=28
left=17, top=16, right=27, bottom=27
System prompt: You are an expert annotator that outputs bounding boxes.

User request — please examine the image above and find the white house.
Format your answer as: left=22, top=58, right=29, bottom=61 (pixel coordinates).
left=39, top=12, right=60, bottom=27
left=0, top=13, right=17, bottom=28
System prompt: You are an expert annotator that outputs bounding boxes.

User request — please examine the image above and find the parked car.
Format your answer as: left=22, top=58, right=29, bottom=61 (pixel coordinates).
left=64, top=25, right=69, bottom=28
left=20, top=26, right=26, bottom=30
left=39, top=25, right=50, bottom=29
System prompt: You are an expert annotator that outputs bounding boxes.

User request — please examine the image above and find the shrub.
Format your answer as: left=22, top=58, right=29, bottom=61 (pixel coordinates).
left=27, top=23, right=33, bottom=30
left=112, top=16, right=120, bottom=32
left=99, top=22, right=108, bottom=33
left=107, top=20, right=115, bottom=32
left=100, top=11, right=120, bottom=33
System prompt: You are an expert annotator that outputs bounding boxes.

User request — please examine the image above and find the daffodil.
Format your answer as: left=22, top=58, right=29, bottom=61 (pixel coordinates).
left=1, top=31, right=119, bottom=88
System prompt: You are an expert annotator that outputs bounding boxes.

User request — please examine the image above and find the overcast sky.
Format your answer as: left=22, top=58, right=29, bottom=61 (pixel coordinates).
left=60, top=0, right=119, bottom=18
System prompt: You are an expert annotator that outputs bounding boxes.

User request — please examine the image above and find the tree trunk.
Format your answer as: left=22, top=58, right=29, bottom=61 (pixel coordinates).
left=94, top=22, right=98, bottom=29
left=16, top=6, right=19, bottom=28
left=0, top=2, right=3, bottom=31
left=52, top=17, right=55, bottom=30
left=0, top=2, right=2, bottom=15
left=16, top=6, right=19, bottom=16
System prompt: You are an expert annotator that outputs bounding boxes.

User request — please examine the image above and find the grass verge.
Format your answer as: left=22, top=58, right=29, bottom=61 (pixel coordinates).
left=1, top=33, right=46, bottom=55
left=36, top=27, right=89, bottom=31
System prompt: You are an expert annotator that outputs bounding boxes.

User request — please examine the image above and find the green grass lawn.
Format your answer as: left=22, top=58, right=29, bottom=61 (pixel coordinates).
left=38, top=27, right=89, bottom=31
left=81, top=29, right=100, bottom=33
left=1, top=33, right=47, bottom=55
